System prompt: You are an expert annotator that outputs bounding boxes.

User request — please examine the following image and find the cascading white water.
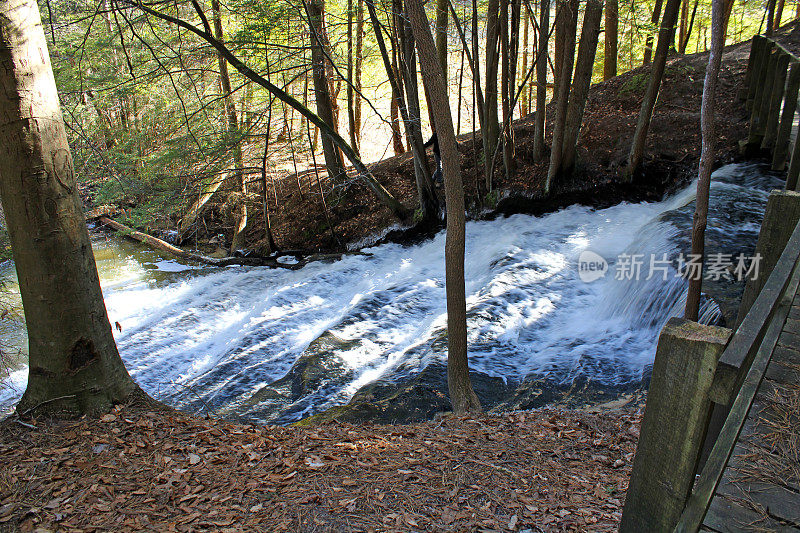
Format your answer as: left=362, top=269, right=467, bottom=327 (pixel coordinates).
left=0, top=163, right=785, bottom=421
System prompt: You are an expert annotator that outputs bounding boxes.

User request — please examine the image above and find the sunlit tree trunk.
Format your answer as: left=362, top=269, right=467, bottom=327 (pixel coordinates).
left=626, top=0, right=681, bottom=179
left=405, top=0, right=481, bottom=415
left=545, top=0, right=578, bottom=192
left=643, top=0, right=664, bottom=65
left=604, top=0, right=618, bottom=79
left=435, top=0, right=448, bottom=76
left=685, top=0, right=724, bottom=320
left=679, top=0, right=689, bottom=52
left=561, top=0, right=604, bottom=174
left=0, top=0, right=140, bottom=416
left=355, top=0, right=364, bottom=147
left=533, top=0, right=550, bottom=160
left=347, top=0, right=359, bottom=155
left=484, top=0, right=501, bottom=191
left=520, top=7, right=529, bottom=115
left=212, top=0, right=249, bottom=253
left=775, top=0, right=786, bottom=30
left=306, top=0, right=347, bottom=183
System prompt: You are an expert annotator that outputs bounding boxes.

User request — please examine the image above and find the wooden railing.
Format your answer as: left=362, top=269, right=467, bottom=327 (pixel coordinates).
left=741, top=35, right=800, bottom=187
left=621, top=35, right=800, bottom=531
left=674, top=217, right=800, bottom=532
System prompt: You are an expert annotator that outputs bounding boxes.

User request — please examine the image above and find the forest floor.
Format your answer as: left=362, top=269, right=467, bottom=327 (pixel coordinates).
left=195, top=22, right=800, bottom=255
left=0, top=404, right=640, bottom=532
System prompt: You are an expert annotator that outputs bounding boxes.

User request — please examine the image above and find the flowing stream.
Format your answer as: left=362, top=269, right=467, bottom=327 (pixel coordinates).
left=0, top=163, right=785, bottom=422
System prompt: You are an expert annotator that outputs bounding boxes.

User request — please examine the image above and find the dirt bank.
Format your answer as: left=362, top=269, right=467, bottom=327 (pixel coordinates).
left=199, top=24, right=800, bottom=255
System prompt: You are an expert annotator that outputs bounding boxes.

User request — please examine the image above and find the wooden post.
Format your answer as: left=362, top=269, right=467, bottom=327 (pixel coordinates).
left=620, top=318, right=731, bottom=533
left=736, top=190, right=800, bottom=324
left=762, top=51, right=790, bottom=151
left=788, top=136, right=800, bottom=190
left=748, top=45, right=778, bottom=147
left=741, top=35, right=760, bottom=102
left=773, top=63, right=800, bottom=170
left=746, top=36, right=767, bottom=111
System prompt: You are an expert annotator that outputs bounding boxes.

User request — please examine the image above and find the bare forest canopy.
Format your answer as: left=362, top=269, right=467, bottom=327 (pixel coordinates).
left=45, top=0, right=777, bottom=250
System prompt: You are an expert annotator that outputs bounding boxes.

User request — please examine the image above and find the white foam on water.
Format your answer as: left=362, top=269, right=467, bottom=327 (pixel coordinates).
left=0, top=163, right=782, bottom=420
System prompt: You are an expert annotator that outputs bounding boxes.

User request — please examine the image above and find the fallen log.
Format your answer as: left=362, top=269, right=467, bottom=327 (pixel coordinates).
left=95, top=217, right=370, bottom=270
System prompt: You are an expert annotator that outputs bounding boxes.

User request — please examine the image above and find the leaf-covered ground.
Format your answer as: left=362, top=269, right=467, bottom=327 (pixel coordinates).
left=1, top=406, right=641, bottom=532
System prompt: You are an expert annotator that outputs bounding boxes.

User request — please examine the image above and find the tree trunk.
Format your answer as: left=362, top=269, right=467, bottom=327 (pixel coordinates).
left=367, top=0, right=439, bottom=221
left=212, top=0, right=248, bottom=253
left=0, top=0, right=139, bottom=416
left=500, top=0, right=520, bottom=178
left=533, top=0, right=550, bottom=160
left=680, top=0, right=699, bottom=53
left=306, top=0, right=347, bottom=184
left=604, top=0, right=618, bottom=79
left=775, top=0, right=786, bottom=30
left=405, top=0, right=481, bottom=415
left=436, top=0, right=449, bottom=76
left=561, top=0, right=604, bottom=174
left=520, top=7, right=529, bottom=115
left=135, top=1, right=409, bottom=219
left=643, top=0, right=664, bottom=65
left=679, top=0, right=689, bottom=53
left=347, top=0, right=359, bottom=155
left=766, top=0, right=777, bottom=34
left=484, top=0, right=501, bottom=191
left=545, top=0, right=578, bottom=193
left=685, top=0, right=724, bottom=321
left=625, top=0, right=681, bottom=179
left=355, top=0, right=364, bottom=148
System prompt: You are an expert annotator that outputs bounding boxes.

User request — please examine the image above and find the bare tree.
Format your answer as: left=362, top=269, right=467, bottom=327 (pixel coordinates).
left=685, top=0, right=725, bottom=320
left=0, top=0, right=141, bottom=416
left=405, top=0, right=481, bottom=415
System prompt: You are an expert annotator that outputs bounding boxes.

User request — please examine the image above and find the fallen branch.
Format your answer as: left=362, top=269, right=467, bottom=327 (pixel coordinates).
left=95, top=217, right=370, bottom=270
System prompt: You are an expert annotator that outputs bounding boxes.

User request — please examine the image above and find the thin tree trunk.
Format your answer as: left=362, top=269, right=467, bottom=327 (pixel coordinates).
left=347, top=0, right=359, bottom=155
left=685, top=0, right=724, bottom=321
left=604, top=0, right=618, bottom=79
left=306, top=0, right=347, bottom=183
left=545, top=0, right=578, bottom=192
left=775, top=0, right=786, bottom=30
left=436, top=0, right=449, bottom=76
left=561, top=0, right=604, bottom=174
left=643, top=0, right=664, bottom=65
left=135, top=0, right=408, bottom=219
left=766, top=0, right=777, bottom=34
left=212, top=0, right=248, bottom=253
left=0, top=0, right=139, bottom=416
left=521, top=6, right=529, bottom=115
left=484, top=0, right=501, bottom=191
left=533, top=0, right=550, bottom=160
left=679, top=0, right=689, bottom=52
left=625, top=0, right=681, bottom=179
left=367, top=0, right=439, bottom=221
left=680, top=0, right=699, bottom=53
left=405, top=0, right=481, bottom=415
left=354, top=0, right=364, bottom=147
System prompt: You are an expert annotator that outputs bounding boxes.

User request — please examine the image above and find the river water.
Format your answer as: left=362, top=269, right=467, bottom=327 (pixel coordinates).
left=0, top=163, right=785, bottom=422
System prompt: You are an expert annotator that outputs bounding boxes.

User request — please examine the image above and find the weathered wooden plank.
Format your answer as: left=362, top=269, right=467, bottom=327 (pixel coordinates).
left=674, top=256, right=800, bottom=532
left=621, top=319, right=730, bottom=533
left=716, top=479, right=800, bottom=525
left=750, top=41, right=777, bottom=132
left=775, top=63, right=800, bottom=171
left=737, top=192, right=800, bottom=327
left=762, top=52, right=791, bottom=151
left=703, top=494, right=799, bottom=533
